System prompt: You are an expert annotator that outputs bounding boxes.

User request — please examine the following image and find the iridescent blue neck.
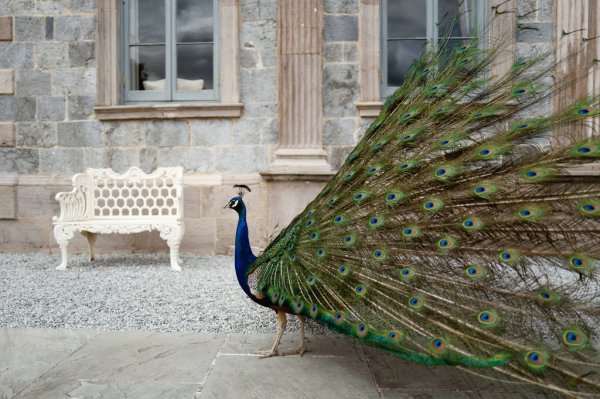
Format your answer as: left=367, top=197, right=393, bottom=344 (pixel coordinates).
left=234, top=201, right=256, bottom=296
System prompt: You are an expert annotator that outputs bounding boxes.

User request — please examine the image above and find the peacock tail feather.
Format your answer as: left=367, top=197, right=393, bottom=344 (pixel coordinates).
left=248, top=9, right=600, bottom=398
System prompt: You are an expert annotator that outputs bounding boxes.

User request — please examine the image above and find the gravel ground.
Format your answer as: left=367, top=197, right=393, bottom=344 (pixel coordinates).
left=0, top=253, right=328, bottom=334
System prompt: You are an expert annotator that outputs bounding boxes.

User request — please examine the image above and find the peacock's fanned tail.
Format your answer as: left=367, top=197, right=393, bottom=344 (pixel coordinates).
left=249, top=11, right=600, bottom=398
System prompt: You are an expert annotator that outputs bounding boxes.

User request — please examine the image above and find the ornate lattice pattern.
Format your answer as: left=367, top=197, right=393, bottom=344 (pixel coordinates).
left=93, top=176, right=179, bottom=218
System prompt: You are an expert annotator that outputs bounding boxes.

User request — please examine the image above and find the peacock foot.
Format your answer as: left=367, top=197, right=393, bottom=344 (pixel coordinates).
left=252, top=349, right=280, bottom=359
left=281, top=346, right=310, bottom=357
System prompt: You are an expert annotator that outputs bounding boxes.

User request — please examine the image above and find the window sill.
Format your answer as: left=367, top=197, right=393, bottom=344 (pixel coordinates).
left=94, top=103, right=244, bottom=121
left=356, top=101, right=383, bottom=117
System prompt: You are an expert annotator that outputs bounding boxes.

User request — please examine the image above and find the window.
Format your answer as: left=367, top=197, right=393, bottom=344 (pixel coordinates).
left=122, top=0, right=218, bottom=103
left=382, top=0, right=487, bottom=97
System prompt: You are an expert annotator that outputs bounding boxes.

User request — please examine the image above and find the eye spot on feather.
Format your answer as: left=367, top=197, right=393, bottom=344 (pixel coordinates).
left=306, top=219, right=315, bottom=227
left=578, top=199, right=599, bottom=216
left=387, top=330, right=404, bottom=344
left=309, top=305, right=318, bottom=318
left=343, top=234, right=357, bottom=247
left=294, top=300, right=304, bottom=313
left=368, top=215, right=385, bottom=228
left=498, top=249, right=521, bottom=265
left=402, top=226, right=421, bottom=239
left=527, top=171, right=537, bottom=177
left=290, top=254, right=296, bottom=262
left=287, top=242, right=294, bottom=250
left=271, top=292, right=279, bottom=302
left=354, top=284, right=367, bottom=298
left=478, top=310, right=500, bottom=328
left=334, top=312, right=346, bottom=325
left=524, top=350, right=549, bottom=370
left=568, top=254, right=595, bottom=274
left=436, top=168, right=446, bottom=176
left=372, top=248, right=388, bottom=261
left=408, top=295, right=425, bottom=310
left=343, top=171, right=356, bottom=182
left=309, top=231, right=320, bottom=241
left=536, top=288, right=560, bottom=304
left=338, top=264, right=350, bottom=276
left=306, top=209, right=314, bottom=217
left=578, top=108, right=590, bottom=115
left=462, top=217, right=483, bottom=231
left=356, top=323, right=368, bottom=337
left=429, top=337, right=448, bottom=355
left=306, top=275, right=316, bottom=286
left=465, top=265, right=486, bottom=280
left=316, top=248, right=326, bottom=258
left=333, top=214, right=349, bottom=225
left=278, top=294, right=287, bottom=306
left=327, top=196, right=339, bottom=207
left=436, top=237, right=457, bottom=250
left=562, top=327, right=588, bottom=350
left=399, top=266, right=417, bottom=281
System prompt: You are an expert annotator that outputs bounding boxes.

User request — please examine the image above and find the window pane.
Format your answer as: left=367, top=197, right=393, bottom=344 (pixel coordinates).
left=388, top=0, right=426, bottom=38
left=387, top=40, right=426, bottom=87
left=438, top=0, right=479, bottom=37
left=129, top=45, right=166, bottom=91
left=177, top=0, right=213, bottom=42
left=177, top=44, right=213, bottom=90
left=129, top=0, right=165, bottom=44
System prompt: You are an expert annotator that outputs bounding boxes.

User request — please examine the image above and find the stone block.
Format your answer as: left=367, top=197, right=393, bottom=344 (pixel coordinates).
left=14, top=16, right=45, bottom=41
left=324, top=15, right=358, bottom=42
left=52, top=68, right=96, bottom=95
left=240, top=48, right=258, bottom=68
left=158, top=147, right=214, bottom=172
left=67, top=95, right=95, bottom=120
left=39, top=148, right=84, bottom=174
left=240, top=20, right=276, bottom=49
left=261, top=47, right=276, bottom=67
left=260, top=118, right=278, bottom=144
left=216, top=216, right=237, bottom=254
left=36, top=0, right=70, bottom=14
left=16, top=121, right=57, bottom=147
left=0, top=17, right=13, bottom=41
left=68, top=42, right=95, bottom=67
left=102, top=121, right=144, bottom=146
left=215, top=145, right=267, bottom=172
left=16, top=69, right=50, bottom=96
left=0, top=43, right=33, bottom=68
left=343, top=42, right=357, bottom=62
left=140, top=148, right=158, bottom=173
left=515, top=42, right=553, bottom=71
left=180, top=217, right=216, bottom=253
left=0, top=96, right=36, bottom=121
left=329, top=145, right=353, bottom=170
left=323, top=63, right=359, bottom=117
left=516, top=23, right=552, bottom=43
left=57, top=121, right=102, bottom=147
left=145, top=120, right=189, bottom=147
left=259, top=0, right=277, bottom=20
left=191, top=119, right=233, bottom=145
left=0, top=185, right=17, bottom=219
left=45, top=17, right=53, bottom=39
left=84, top=148, right=140, bottom=172
left=55, top=16, right=95, bottom=41
left=17, top=184, right=61, bottom=218
left=37, top=96, right=66, bottom=121
left=71, top=0, right=96, bottom=12
left=241, top=0, right=260, bottom=22
left=35, top=43, right=67, bottom=68
left=232, top=118, right=261, bottom=144
left=323, top=118, right=355, bottom=146
left=324, top=43, right=343, bottom=62
left=324, top=0, right=358, bottom=14
left=241, top=68, right=276, bottom=103
left=244, top=102, right=276, bottom=117
left=0, top=123, right=15, bottom=146
left=182, top=186, right=202, bottom=219
left=538, top=0, right=552, bottom=22
left=516, top=0, right=537, bottom=22
left=0, top=148, right=39, bottom=173
left=0, top=69, right=14, bottom=94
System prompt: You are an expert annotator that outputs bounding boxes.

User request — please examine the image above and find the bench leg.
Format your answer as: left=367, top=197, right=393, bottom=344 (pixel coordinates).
left=157, top=223, right=184, bottom=271
left=81, top=231, right=97, bottom=261
left=54, top=225, right=75, bottom=270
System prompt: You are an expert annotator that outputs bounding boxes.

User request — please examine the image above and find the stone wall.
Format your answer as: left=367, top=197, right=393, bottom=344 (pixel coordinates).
left=0, top=0, right=557, bottom=256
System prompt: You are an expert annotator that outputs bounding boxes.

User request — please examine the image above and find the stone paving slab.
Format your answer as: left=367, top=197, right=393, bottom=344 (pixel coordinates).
left=0, top=328, right=560, bottom=399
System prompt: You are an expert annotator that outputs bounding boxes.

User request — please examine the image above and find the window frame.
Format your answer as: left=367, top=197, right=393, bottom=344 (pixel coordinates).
left=121, top=0, right=220, bottom=104
left=380, top=0, right=488, bottom=98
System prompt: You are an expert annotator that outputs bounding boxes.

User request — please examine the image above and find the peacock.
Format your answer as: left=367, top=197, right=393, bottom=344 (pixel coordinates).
left=225, top=10, right=600, bottom=398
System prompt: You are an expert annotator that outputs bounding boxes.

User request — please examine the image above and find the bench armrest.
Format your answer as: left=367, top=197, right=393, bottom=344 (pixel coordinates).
left=53, top=174, right=92, bottom=222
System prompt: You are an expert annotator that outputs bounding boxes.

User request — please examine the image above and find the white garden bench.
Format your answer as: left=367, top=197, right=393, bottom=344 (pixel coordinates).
left=53, top=166, right=185, bottom=271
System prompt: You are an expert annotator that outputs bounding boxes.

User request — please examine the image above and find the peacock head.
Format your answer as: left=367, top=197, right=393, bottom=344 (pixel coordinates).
left=225, top=184, right=251, bottom=213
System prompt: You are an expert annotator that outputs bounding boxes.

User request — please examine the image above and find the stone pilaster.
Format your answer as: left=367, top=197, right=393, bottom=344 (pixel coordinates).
left=264, top=0, right=332, bottom=177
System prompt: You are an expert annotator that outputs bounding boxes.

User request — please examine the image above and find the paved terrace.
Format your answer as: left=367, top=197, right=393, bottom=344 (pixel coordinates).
left=0, top=254, right=558, bottom=398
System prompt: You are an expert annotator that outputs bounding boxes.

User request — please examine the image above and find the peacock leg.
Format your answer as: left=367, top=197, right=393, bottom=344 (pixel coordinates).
left=253, top=309, right=287, bottom=359
left=281, top=315, right=310, bottom=356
